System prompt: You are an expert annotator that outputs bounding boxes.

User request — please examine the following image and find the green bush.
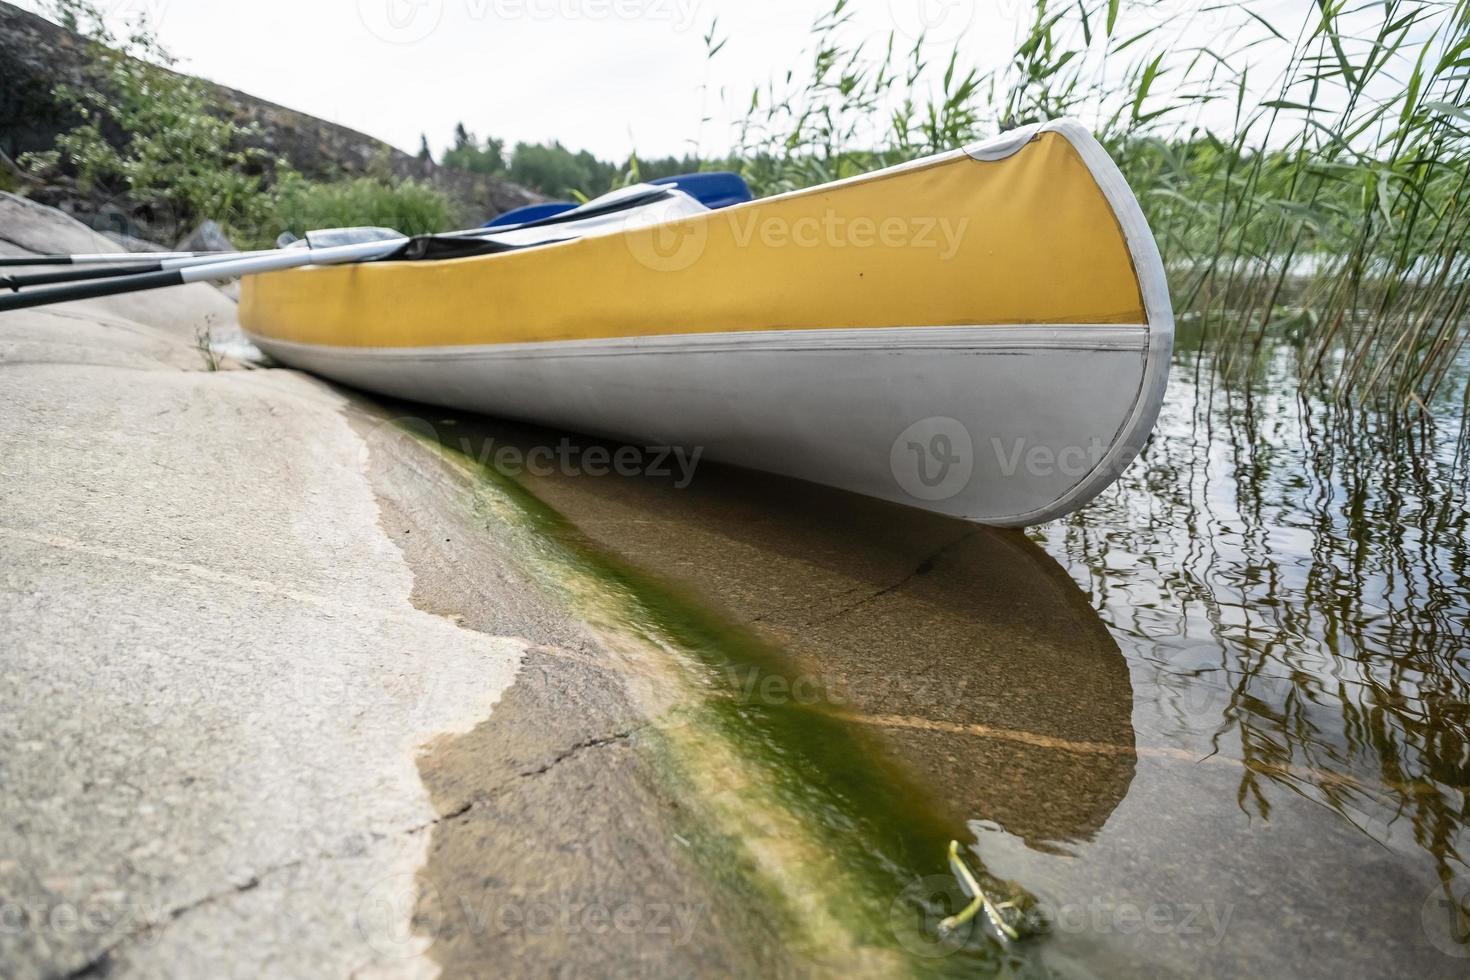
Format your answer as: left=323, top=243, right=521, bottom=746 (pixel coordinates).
left=264, top=176, right=452, bottom=246
left=22, top=0, right=285, bottom=243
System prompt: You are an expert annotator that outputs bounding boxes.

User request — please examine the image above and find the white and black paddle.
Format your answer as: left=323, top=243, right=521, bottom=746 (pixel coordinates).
left=0, top=250, right=230, bottom=267
left=0, top=184, right=701, bottom=314
left=0, top=237, right=409, bottom=312
left=2, top=248, right=281, bottom=291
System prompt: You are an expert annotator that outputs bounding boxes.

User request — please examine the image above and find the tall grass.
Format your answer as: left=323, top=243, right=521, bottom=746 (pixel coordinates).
left=729, top=0, right=1470, bottom=412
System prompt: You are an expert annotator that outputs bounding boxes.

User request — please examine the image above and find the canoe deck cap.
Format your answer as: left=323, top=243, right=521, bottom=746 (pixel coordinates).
left=963, top=118, right=1108, bottom=162
left=964, top=122, right=1048, bottom=162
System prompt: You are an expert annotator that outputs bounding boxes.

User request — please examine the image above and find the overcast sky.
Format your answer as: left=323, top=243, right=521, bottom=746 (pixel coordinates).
left=15, top=0, right=1040, bottom=159
left=14, top=0, right=1355, bottom=161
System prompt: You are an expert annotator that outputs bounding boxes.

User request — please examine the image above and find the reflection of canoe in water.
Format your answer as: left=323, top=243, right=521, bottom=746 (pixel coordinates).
left=591, top=458, right=1138, bottom=849
left=241, top=119, right=1173, bottom=526
left=414, top=412, right=1138, bottom=851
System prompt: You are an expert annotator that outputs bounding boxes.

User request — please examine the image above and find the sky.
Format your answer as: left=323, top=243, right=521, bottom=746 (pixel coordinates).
left=14, top=0, right=1396, bottom=162
left=15, top=0, right=1036, bottom=160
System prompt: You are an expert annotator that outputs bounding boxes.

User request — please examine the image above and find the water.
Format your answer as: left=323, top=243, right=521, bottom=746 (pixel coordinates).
left=1017, top=332, right=1470, bottom=975
left=403, top=333, right=1470, bottom=977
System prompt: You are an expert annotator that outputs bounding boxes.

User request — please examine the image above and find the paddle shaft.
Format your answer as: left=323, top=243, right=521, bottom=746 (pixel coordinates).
left=5, top=262, right=163, bottom=290
left=0, top=250, right=228, bottom=268
left=0, top=185, right=688, bottom=312
left=0, top=239, right=406, bottom=313
left=2, top=249, right=279, bottom=290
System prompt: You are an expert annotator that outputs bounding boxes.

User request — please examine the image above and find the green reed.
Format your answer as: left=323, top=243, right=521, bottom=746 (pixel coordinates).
left=727, top=0, right=1470, bottom=413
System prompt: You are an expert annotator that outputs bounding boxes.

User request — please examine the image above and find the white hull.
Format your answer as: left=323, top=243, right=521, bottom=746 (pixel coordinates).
left=254, top=322, right=1166, bottom=526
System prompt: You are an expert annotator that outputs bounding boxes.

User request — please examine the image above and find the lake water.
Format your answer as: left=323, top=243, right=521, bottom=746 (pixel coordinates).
left=1018, top=330, right=1470, bottom=976
left=405, top=330, right=1469, bottom=977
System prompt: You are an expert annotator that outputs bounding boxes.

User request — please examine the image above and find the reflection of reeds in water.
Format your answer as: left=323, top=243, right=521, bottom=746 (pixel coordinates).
left=725, top=0, right=1470, bottom=410
left=1036, top=336, right=1470, bottom=925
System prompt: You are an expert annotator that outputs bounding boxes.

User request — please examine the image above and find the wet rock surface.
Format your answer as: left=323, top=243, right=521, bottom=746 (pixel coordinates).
left=0, top=196, right=536, bottom=979
left=0, top=190, right=792, bottom=980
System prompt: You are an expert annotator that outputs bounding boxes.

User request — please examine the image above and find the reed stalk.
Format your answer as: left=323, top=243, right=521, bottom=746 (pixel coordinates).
left=727, top=0, right=1470, bottom=412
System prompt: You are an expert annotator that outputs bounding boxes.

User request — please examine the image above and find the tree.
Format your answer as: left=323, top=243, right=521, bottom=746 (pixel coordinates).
left=441, top=123, right=507, bottom=176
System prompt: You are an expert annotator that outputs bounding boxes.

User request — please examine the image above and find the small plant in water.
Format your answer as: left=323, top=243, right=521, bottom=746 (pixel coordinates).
left=940, top=840, right=1049, bottom=942
left=194, top=321, right=220, bottom=372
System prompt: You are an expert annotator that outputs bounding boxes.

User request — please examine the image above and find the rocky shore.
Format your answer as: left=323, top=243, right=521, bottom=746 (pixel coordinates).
left=0, top=193, right=1138, bottom=978
left=0, top=194, right=774, bottom=978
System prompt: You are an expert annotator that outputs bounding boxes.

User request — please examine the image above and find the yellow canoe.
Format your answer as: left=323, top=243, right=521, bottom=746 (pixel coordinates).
left=241, top=119, right=1172, bottom=526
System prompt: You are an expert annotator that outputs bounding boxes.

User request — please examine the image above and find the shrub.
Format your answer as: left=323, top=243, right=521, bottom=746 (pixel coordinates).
left=20, top=0, right=286, bottom=243
left=265, top=176, right=452, bottom=246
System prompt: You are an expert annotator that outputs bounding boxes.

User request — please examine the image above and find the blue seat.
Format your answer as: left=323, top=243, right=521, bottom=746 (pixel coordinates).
left=650, top=171, right=754, bottom=211
left=484, top=171, right=753, bottom=228
left=484, top=201, right=579, bottom=228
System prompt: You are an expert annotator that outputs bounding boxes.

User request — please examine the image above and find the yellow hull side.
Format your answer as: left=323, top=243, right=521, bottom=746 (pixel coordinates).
left=240, top=132, right=1146, bottom=349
